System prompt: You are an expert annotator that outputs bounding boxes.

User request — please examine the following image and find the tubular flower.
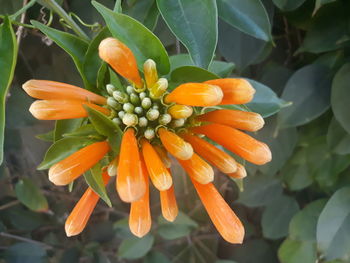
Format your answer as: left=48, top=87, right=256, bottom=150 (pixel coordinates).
left=23, top=37, right=272, bottom=244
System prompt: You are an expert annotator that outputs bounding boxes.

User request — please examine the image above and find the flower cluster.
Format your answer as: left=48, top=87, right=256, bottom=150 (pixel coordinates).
left=22, top=37, right=271, bottom=244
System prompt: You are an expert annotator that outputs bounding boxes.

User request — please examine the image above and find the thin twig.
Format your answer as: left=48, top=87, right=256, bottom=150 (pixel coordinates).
left=16, top=0, right=29, bottom=46
left=176, top=39, right=181, bottom=54
left=0, top=200, right=20, bottom=211
left=0, top=232, right=53, bottom=249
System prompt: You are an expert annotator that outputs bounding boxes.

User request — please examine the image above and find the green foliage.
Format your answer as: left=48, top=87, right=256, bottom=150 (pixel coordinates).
left=15, top=178, right=48, bottom=212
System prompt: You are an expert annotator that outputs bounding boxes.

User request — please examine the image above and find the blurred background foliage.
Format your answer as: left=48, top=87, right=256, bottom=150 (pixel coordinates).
left=1, top=0, right=350, bottom=262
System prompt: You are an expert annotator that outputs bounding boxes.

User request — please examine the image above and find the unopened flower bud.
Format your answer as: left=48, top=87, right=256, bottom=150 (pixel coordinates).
left=130, top=93, right=140, bottom=105
left=159, top=114, right=172, bottom=125
left=146, top=108, right=160, bottom=121
left=118, top=110, right=125, bottom=119
left=126, top=85, right=134, bottom=94
left=141, top=97, right=152, bottom=109
left=152, top=102, right=159, bottom=109
left=122, top=113, right=138, bottom=126
left=139, top=92, right=146, bottom=100
left=168, top=104, right=193, bottom=119
left=150, top=78, right=168, bottom=99
left=123, top=102, right=134, bottom=113
left=172, top=118, right=185, bottom=127
left=139, top=117, right=148, bottom=127
left=144, top=59, right=158, bottom=89
left=106, top=84, right=115, bottom=95
left=107, top=161, right=118, bottom=176
left=112, top=117, right=121, bottom=125
left=113, top=91, right=128, bottom=103
left=134, top=106, right=143, bottom=115
left=144, top=128, right=155, bottom=140
left=107, top=97, right=120, bottom=109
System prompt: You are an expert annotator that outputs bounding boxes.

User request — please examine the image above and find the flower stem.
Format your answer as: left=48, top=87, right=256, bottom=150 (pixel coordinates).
left=41, top=0, right=89, bottom=41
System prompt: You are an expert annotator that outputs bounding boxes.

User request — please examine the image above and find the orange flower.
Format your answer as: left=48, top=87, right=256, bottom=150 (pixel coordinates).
left=204, top=78, right=255, bottom=105
left=158, top=128, right=193, bottom=160
left=23, top=79, right=106, bottom=104
left=65, top=171, right=110, bottom=237
left=154, top=145, right=171, bottom=168
left=129, top=158, right=151, bottom=237
left=117, top=129, right=146, bottom=202
left=49, top=141, right=110, bottom=185
left=29, top=100, right=109, bottom=120
left=192, top=124, right=271, bottom=165
left=227, top=163, right=247, bottom=179
left=197, top=109, right=264, bottom=132
left=178, top=153, right=214, bottom=184
left=191, top=179, right=245, bottom=243
left=160, top=185, right=178, bottom=222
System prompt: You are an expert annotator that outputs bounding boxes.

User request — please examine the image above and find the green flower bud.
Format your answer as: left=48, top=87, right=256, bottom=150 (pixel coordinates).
left=112, top=117, right=121, bottom=125
left=172, top=118, right=185, bottom=127
left=123, top=102, right=135, bottom=113
left=146, top=108, right=160, bottom=121
left=130, top=93, right=140, bottom=105
left=144, top=127, right=155, bottom=140
left=118, top=111, right=125, bottom=119
left=159, top=114, right=172, bottom=125
left=106, top=84, right=115, bottom=95
left=113, top=91, right=128, bottom=103
left=139, top=92, right=146, bottom=100
left=141, top=97, right=152, bottom=109
left=139, top=117, right=148, bottom=127
left=107, top=97, right=120, bottom=109
left=126, top=85, right=134, bottom=94
left=134, top=106, right=143, bottom=115
left=122, top=113, right=138, bottom=126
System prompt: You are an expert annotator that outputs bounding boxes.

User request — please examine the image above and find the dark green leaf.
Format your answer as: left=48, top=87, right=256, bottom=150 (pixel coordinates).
left=317, top=187, right=350, bottom=260
left=327, top=117, right=350, bottom=155
left=278, top=239, right=317, bottom=263
left=217, top=0, right=272, bottom=41
left=170, top=66, right=219, bottom=84
left=38, top=137, right=97, bottom=170
left=157, top=0, right=218, bottom=68
left=0, top=17, right=17, bottom=165
left=272, top=0, right=307, bottom=11
left=125, top=0, right=160, bottom=31
left=118, top=235, right=154, bottom=259
left=314, top=0, right=336, bottom=14
left=15, top=178, right=48, bottom=212
left=331, top=63, right=350, bottom=134
left=278, top=64, right=332, bottom=128
left=92, top=1, right=170, bottom=75
left=4, top=242, right=48, bottom=263
left=144, top=252, right=171, bottom=263
left=54, top=118, right=84, bottom=141
left=262, top=195, right=299, bottom=239
left=30, top=20, right=89, bottom=86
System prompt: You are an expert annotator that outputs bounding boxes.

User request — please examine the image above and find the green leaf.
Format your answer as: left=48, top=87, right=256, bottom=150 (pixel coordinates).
left=262, top=195, right=299, bottom=239
left=63, top=124, right=101, bottom=139
left=230, top=239, right=277, bottom=263
left=272, top=0, right=307, bottom=11
left=217, top=0, right=272, bottom=42
left=313, top=0, right=336, bottom=14
left=83, top=27, right=111, bottom=91
left=15, top=178, right=49, bottom=212
left=169, top=54, right=235, bottom=77
left=289, top=199, right=327, bottom=241
left=156, top=0, right=217, bottom=69
left=317, top=187, right=350, bottom=260
left=170, top=66, right=219, bottom=84
left=118, top=235, right=154, bottom=259
left=84, top=105, right=122, bottom=153
left=246, top=79, right=286, bottom=118
left=84, top=162, right=111, bottom=207
left=278, top=64, right=332, bottom=128
left=278, top=239, right=317, bottom=263
left=125, top=0, right=160, bottom=31
left=54, top=118, right=84, bottom=141
left=157, top=211, right=198, bottom=240
left=237, top=174, right=283, bottom=207
left=92, top=1, right=170, bottom=75
left=38, top=137, right=97, bottom=170
left=331, top=63, right=350, bottom=134
left=36, top=130, right=54, bottom=142
left=30, top=20, right=89, bottom=87
left=0, top=17, right=17, bottom=165
left=327, top=117, right=350, bottom=155
left=144, top=252, right=171, bottom=263
left=4, top=242, right=48, bottom=263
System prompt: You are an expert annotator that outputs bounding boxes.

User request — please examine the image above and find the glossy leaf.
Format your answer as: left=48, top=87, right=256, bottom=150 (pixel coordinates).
left=331, top=63, right=350, bottom=134
left=157, top=0, right=218, bottom=69
left=170, top=66, right=219, bottom=84
left=84, top=163, right=111, bottom=207
left=38, top=137, right=97, bottom=170
left=278, top=239, right=317, bottom=263
left=15, top=178, right=49, bottom=212
left=30, top=20, right=89, bottom=86
left=54, top=119, right=84, bottom=141
left=0, top=17, right=17, bottom=165
left=272, top=0, right=307, bottom=11
left=125, top=0, right=160, bottom=31
left=118, top=234, right=154, bottom=259
left=92, top=1, right=170, bottom=75
left=217, top=0, right=272, bottom=41
left=278, top=64, right=332, bottom=128
left=327, top=118, right=350, bottom=155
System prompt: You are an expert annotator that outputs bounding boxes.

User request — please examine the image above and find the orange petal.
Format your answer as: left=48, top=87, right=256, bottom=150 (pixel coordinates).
left=29, top=100, right=110, bottom=120
left=192, top=124, right=271, bottom=165
left=227, top=163, right=247, bottom=179
left=178, top=153, right=214, bottom=184
left=191, top=179, right=245, bottom=244
left=164, top=83, right=223, bottom=106
left=22, top=80, right=106, bottom=104
left=197, top=109, right=264, bottom=132
left=141, top=139, right=172, bottom=191
left=204, top=78, right=255, bottom=105
left=182, top=133, right=237, bottom=174
left=99, top=38, right=142, bottom=88
left=158, top=128, right=193, bottom=160
left=117, top=129, right=146, bottom=202
left=160, top=184, right=178, bottom=222
left=49, top=141, right=110, bottom=185
left=168, top=104, right=193, bottom=119
left=65, top=172, right=110, bottom=237
left=129, top=158, right=151, bottom=237
left=154, top=145, right=171, bottom=168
